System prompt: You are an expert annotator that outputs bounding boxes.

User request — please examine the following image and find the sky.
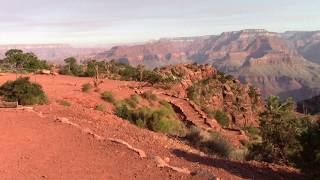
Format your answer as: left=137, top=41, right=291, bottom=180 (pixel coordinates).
left=0, top=0, right=319, bottom=46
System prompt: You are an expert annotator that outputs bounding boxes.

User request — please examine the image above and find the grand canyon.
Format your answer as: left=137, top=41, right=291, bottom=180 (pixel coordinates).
left=2, top=29, right=319, bottom=101
left=1, top=1, right=320, bottom=179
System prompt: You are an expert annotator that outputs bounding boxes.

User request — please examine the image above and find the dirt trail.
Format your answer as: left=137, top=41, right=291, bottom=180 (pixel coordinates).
left=0, top=109, right=192, bottom=180
left=152, top=92, right=244, bottom=146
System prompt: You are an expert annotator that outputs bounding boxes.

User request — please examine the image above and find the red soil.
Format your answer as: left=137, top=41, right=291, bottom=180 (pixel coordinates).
left=0, top=73, right=304, bottom=179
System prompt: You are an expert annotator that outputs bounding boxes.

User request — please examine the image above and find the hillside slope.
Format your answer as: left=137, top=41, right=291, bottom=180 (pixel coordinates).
left=0, top=73, right=303, bottom=180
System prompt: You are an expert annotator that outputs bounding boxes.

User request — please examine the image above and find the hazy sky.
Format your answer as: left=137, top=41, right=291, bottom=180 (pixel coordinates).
left=0, top=0, right=319, bottom=46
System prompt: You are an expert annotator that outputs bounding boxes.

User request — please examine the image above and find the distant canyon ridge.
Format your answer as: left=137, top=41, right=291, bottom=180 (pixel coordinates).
left=1, top=29, right=320, bottom=101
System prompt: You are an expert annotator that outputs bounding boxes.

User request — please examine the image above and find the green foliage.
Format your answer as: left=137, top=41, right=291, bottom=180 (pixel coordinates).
left=84, top=60, right=106, bottom=77
left=85, top=61, right=97, bottom=77
left=141, top=91, right=158, bottom=101
left=101, top=91, right=115, bottom=103
left=229, top=148, right=248, bottom=161
left=0, top=77, right=47, bottom=105
left=187, top=76, right=226, bottom=108
left=208, top=110, right=230, bottom=127
left=59, top=57, right=84, bottom=76
left=95, top=104, right=106, bottom=112
left=241, top=125, right=260, bottom=136
left=143, top=70, right=163, bottom=85
left=296, top=121, right=320, bottom=179
left=185, top=127, right=233, bottom=158
left=153, top=118, right=185, bottom=135
left=57, top=99, right=71, bottom=107
left=248, top=96, right=310, bottom=165
left=81, top=83, right=93, bottom=92
left=1, top=49, right=50, bottom=72
left=115, top=98, right=185, bottom=136
left=124, top=95, right=139, bottom=108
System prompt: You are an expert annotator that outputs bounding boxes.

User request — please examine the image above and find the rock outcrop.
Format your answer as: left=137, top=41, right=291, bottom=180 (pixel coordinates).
left=154, top=64, right=264, bottom=127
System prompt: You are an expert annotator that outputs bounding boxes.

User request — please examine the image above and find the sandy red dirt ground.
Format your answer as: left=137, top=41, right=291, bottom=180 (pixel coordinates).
left=0, top=73, right=304, bottom=180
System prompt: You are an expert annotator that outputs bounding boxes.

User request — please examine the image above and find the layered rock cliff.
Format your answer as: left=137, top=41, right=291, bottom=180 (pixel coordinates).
left=98, top=29, right=320, bottom=101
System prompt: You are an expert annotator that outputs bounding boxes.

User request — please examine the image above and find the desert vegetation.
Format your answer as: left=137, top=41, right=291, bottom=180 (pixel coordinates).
left=81, top=83, right=93, bottom=92
left=0, top=77, right=47, bottom=105
left=95, top=104, right=106, bottom=112
left=113, top=93, right=186, bottom=136
left=185, top=127, right=233, bottom=158
left=207, top=110, right=230, bottom=127
left=57, top=99, right=71, bottom=107
left=101, top=91, right=115, bottom=103
left=0, top=49, right=50, bottom=72
left=245, top=96, right=320, bottom=179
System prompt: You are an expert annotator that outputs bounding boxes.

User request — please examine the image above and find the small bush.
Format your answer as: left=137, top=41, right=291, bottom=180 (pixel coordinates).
left=206, top=132, right=233, bottom=158
left=57, top=99, right=71, bottom=107
left=115, top=103, right=131, bottom=119
left=241, top=125, right=261, bottom=141
left=141, top=91, right=157, bottom=101
left=152, top=117, right=185, bottom=136
left=230, top=148, right=248, bottom=161
left=124, top=99, right=137, bottom=108
left=130, top=94, right=140, bottom=104
left=101, top=91, right=115, bottom=103
left=95, top=104, right=106, bottom=112
left=81, top=83, right=93, bottom=92
left=0, top=77, right=47, bottom=105
left=209, top=110, right=230, bottom=127
left=115, top=100, right=185, bottom=136
left=241, top=125, right=260, bottom=136
left=185, top=127, right=233, bottom=158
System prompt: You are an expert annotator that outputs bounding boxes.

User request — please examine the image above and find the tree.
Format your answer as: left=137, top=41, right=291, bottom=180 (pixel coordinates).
left=297, top=121, right=320, bottom=179
left=5, top=49, right=25, bottom=69
left=137, top=64, right=145, bottom=82
left=248, top=96, right=309, bottom=165
left=23, top=52, right=50, bottom=72
left=3, top=49, right=50, bottom=72
left=60, top=57, right=83, bottom=76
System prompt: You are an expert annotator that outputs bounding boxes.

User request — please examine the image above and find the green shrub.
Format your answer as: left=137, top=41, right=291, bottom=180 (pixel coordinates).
left=209, top=110, right=230, bottom=127
left=95, top=104, right=106, bottom=112
left=296, top=121, right=320, bottom=179
left=81, top=83, right=93, bottom=92
left=230, top=148, right=248, bottom=161
left=141, top=91, right=157, bottom=101
left=3, top=49, right=50, bottom=72
left=185, top=127, right=233, bottom=158
left=124, top=97, right=139, bottom=108
left=114, top=100, right=185, bottom=136
left=0, top=77, right=47, bottom=105
left=247, top=96, right=310, bottom=165
left=241, top=125, right=261, bottom=141
left=115, top=103, right=131, bottom=119
left=101, top=91, right=115, bottom=103
left=207, top=132, right=233, bottom=158
left=153, top=118, right=185, bottom=136
left=130, top=94, right=140, bottom=104
left=57, top=99, right=71, bottom=107
left=59, top=57, right=84, bottom=76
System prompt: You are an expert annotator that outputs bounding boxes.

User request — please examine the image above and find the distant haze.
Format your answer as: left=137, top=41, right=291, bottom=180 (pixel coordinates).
left=0, top=0, right=319, bottom=46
